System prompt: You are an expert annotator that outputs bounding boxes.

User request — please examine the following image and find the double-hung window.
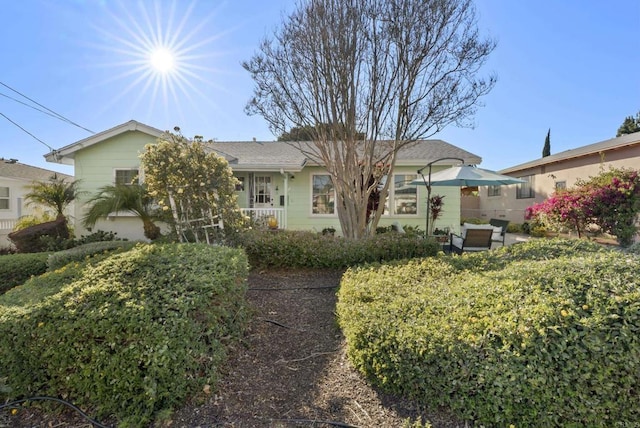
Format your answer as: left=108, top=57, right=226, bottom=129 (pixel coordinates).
left=0, top=187, right=9, bottom=210
left=115, top=169, right=139, bottom=185
left=516, top=175, right=535, bottom=199
left=391, top=174, right=418, bottom=215
left=312, top=174, right=335, bottom=215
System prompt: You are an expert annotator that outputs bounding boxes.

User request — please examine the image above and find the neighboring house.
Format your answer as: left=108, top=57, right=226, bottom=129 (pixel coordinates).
left=45, top=120, right=481, bottom=240
left=476, top=131, right=640, bottom=224
left=0, top=160, right=73, bottom=247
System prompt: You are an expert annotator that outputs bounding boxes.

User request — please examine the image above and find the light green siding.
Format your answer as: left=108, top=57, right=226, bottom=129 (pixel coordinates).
left=73, top=130, right=157, bottom=239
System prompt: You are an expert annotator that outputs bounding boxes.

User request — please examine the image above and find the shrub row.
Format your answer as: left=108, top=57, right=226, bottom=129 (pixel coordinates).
left=0, top=253, right=49, bottom=294
left=0, top=243, right=249, bottom=426
left=231, top=229, right=441, bottom=268
left=337, top=239, right=640, bottom=426
left=47, top=240, right=137, bottom=271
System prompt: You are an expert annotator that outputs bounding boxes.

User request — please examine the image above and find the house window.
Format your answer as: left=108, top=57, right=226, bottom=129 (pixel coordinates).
left=555, top=181, right=566, bottom=191
left=0, top=187, right=8, bottom=210
left=312, top=174, right=335, bottom=215
left=115, top=169, right=139, bottom=185
left=487, top=185, right=501, bottom=197
left=516, top=175, right=535, bottom=199
left=392, top=174, right=417, bottom=215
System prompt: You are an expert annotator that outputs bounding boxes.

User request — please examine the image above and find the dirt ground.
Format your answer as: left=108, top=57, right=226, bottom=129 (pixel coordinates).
left=2, top=269, right=466, bottom=428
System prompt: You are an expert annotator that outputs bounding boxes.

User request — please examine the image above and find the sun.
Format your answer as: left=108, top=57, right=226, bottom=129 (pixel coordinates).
left=149, top=47, right=176, bottom=74
left=87, top=0, right=227, bottom=122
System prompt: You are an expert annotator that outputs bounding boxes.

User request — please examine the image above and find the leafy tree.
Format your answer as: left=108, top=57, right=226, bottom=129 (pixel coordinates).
left=141, top=130, right=244, bottom=243
left=542, top=128, right=551, bottom=157
left=24, top=174, right=80, bottom=220
left=244, top=0, right=496, bottom=239
left=616, top=111, right=640, bottom=137
left=82, top=184, right=161, bottom=240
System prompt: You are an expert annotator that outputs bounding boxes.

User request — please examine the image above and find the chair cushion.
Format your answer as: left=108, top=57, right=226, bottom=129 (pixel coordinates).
left=492, top=226, right=503, bottom=241
left=462, top=223, right=495, bottom=239
left=451, top=235, right=463, bottom=248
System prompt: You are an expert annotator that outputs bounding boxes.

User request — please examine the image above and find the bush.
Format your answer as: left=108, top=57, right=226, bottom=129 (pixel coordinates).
left=337, top=239, right=640, bottom=426
left=47, top=241, right=137, bottom=271
left=230, top=229, right=440, bottom=268
left=0, top=252, right=49, bottom=294
left=8, top=217, right=69, bottom=253
left=0, top=243, right=249, bottom=426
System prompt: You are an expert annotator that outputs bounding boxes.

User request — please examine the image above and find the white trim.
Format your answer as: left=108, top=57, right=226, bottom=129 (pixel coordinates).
left=311, top=173, right=337, bottom=216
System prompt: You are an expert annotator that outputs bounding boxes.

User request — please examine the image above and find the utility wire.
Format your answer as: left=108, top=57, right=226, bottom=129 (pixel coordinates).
left=0, top=91, right=69, bottom=122
left=0, top=80, right=94, bottom=134
left=0, top=112, right=55, bottom=152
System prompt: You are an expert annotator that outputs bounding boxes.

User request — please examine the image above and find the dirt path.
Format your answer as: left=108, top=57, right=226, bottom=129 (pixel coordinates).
left=3, top=269, right=464, bottom=427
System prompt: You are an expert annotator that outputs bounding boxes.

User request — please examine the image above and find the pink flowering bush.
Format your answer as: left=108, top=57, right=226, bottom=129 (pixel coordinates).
left=526, top=168, right=640, bottom=246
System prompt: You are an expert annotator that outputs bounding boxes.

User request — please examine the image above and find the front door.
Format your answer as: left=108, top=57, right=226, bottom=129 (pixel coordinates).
left=253, top=176, right=272, bottom=208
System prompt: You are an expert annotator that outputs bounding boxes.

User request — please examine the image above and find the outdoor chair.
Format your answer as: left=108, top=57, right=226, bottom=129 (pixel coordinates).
left=489, top=218, right=510, bottom=246
left=449, top=228, right=493, bottom=255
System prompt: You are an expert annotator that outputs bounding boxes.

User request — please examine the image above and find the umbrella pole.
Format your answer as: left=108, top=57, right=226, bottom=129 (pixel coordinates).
left=418, top=157, right=464, bottom=238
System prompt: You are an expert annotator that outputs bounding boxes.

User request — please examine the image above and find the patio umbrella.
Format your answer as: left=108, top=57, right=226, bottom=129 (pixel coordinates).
left=410, top=164, right=525, bottom=235
left=410, top=165, right=525, bottom=187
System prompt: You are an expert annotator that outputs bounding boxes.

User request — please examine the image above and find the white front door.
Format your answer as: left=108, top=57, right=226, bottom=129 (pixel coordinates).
left=253, top=176, right=272, bottom=208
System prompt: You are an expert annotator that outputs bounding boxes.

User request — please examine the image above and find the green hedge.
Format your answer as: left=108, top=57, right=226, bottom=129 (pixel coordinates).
left=0, top=243, right=249, bottom=426
left=231, top=229, right=441, bottom=268
left=0, top=253, right=49, bottom=294
left=337, top=239, right=640, bottom=426
left=47, top=240, right=137, bottom=271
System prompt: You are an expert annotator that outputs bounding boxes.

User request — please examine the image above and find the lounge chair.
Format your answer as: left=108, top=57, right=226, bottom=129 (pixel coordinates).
left=489, top=218, right=510, bottom=246
left=449, top=228, right=493, bottom=255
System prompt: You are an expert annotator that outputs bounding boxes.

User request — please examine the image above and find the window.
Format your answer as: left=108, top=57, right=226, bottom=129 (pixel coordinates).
left=115, top=169, right=139, bottom=185
left=555, top=181, right=566, bottom=191
left=487, top=185, right=501, bottom=197
left=312, top=174, right=335, bottom=214
left=516, top=175, right=535, bottom=199
left=392, top=174, right=417, bottom=215
left=0, top=187, right=8, bottom=210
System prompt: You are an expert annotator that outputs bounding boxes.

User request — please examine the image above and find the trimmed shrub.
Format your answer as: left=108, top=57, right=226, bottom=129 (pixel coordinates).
left=231, top=229, right=440, bottom=268
left=0, top=243, right=249, bottom=426
left=47, top=241, right=137, bottom=271
left=0, top=252, right=49, bottom=294
left=8, top=217, right=69, bottom=253
left=338, top=239, right=640, bottom=426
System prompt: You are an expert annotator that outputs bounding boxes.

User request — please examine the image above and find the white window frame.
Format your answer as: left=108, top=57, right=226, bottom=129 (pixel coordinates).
left=0, top=186, right=9, bottom=210
left=388, top=174, right=418, bottom=216
left=114, top=168, right=140, bottom=186
left=311, top=174, right=336, bottom=216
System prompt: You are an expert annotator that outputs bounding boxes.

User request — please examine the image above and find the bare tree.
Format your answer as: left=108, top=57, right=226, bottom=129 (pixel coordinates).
left=244, top=0, right=496, bottom=239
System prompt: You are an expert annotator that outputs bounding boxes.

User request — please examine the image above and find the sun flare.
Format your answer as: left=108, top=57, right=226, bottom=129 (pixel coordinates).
left=149, top=47, right=176, bottom=74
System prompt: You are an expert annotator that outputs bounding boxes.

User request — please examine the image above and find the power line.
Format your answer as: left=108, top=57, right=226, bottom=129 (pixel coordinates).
left=0, top=81, right=94, bottom=134
left=0, top=112, right=55, bottom=152
left=0, top=91, right=67, bottom=122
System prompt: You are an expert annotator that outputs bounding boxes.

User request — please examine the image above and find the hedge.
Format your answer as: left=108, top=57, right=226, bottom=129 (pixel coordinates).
left=231, top=229, right=441, bottom=268
left=337, top=239, right=640, bottom=426
left=0, top=243, right=249, bottom=426
left=47, top=240, right=137, bottom=271
left=0, top=252, right=49, bottom=294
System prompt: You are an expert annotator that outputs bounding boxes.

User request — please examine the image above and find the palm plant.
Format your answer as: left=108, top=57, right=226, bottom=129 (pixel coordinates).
left=24, top=174, right=80, bottom=220
left=83, top=184, right=161, bottom=240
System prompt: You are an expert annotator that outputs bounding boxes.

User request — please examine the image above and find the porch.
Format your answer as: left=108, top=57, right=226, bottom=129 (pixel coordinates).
left=241, top=208, right=286, bottom=229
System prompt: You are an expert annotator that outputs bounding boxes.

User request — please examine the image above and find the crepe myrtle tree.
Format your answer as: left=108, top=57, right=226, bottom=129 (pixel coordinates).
left=244, top=0, right=496, bottom=239
left=140, top=129, right=244, bottom=243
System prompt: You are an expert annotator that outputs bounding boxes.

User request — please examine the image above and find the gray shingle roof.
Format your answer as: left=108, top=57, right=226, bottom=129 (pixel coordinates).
left=500, top=131, right=640, bottom=174
left=208, top=139, right=481, bottom=171
left=0, top=161, right=72, bottom=182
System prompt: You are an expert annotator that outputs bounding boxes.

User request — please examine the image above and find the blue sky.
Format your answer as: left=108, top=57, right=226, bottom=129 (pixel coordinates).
left=1, top=0, right=638, bottom=175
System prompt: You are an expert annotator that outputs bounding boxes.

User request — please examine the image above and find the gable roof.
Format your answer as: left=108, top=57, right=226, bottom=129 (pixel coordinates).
left=45, top=119, right=482, bottom=171
left=44, top=120, right=164, bottom=165
left=208, top=139, right=482, bottom=172
left=0, top=160, right=72, bottom=183
left=500, top=131, right=640, bottom=174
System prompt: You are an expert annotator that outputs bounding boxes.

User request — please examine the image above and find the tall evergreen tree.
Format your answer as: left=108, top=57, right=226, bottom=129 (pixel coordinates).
left=542, top=128, right=551, bottom=157
left=616, top=111, right=640, bottom=137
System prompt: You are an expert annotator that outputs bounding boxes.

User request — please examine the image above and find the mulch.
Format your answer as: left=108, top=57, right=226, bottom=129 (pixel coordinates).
left=2, top=269, right=465, bottom=428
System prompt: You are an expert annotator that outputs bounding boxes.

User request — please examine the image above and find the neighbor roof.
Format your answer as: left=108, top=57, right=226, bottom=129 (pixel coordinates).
left=0, top=160, right=72, bottom=182
left=500, top=131, right=640, bottom=174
